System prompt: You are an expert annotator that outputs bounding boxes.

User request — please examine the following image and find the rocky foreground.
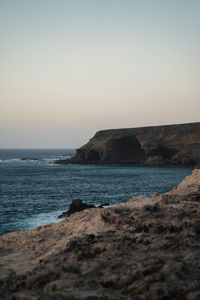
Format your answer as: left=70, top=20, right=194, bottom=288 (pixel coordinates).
left=0, top=169, right=200, bottom=300
left=55, top=122, right=200, bottom=165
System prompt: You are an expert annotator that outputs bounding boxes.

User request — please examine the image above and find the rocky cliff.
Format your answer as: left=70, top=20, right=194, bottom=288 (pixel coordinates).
left=0, top=168, right=200, bottom=299
left=56, top=122, right=200, bottom=165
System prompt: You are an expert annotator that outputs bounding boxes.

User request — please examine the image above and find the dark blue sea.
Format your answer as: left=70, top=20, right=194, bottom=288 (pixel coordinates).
left=0, top=149, right=193, bottom=236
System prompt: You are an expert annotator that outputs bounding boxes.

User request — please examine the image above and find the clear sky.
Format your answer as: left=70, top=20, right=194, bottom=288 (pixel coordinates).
left=1, top=0, right=200, bottom=148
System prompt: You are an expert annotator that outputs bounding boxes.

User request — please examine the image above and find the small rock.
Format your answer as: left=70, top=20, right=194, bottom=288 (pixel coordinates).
left=58, top=199, right=95, bottom=218
left=20, top=157, right=41, bottom=161
left=97, top=202, right=110, bottom=208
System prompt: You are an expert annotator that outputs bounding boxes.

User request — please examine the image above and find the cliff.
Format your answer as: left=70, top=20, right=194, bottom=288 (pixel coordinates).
left=0, top=168, right=200, bottom=299
left=56, top=122, right=200, bottom=165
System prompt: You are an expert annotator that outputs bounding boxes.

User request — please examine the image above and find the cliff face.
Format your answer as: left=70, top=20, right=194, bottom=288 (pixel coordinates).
left=62, top=122, right=200, bottom=165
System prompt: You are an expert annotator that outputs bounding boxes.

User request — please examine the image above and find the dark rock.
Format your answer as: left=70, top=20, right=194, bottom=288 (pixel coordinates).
left=20, top=157, right=41, bottom=161
left=58, top=199, right=96, bottom=218
left=58, top=200, right=110, bottom=218
left=54, top=158, right=71, bottom=164
left=97, top=202, right=110, bottom=208
left=55, top=122, right=200, bottom=165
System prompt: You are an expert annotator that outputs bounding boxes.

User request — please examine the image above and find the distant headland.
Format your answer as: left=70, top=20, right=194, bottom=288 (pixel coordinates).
left=55, top=122, right=200, bottom=166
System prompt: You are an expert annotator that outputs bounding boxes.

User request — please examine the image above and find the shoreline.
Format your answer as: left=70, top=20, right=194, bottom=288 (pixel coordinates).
left=59, top=122, right=200, bottom=166
left=54, top=160, right=196, bottom=168
left=0, top=168, right=200, bottom=299
left=0, top=161, right=192, bottom=237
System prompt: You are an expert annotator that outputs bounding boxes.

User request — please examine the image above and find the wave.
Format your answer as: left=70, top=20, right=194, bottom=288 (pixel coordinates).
left=43, top=155, right=71, bottom=163
left=43, top=157, right=62, bottom=161
left=0, top=158, right=41, bottom=164
left=1, top=158, right=22, bottom=163
left=0, top=155, right=72, bottom=164
left=22, top=210, right=62, bottom=230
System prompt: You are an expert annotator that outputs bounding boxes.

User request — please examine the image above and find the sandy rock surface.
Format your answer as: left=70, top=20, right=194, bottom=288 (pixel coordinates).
left=0, top=169, right=200, bottom=299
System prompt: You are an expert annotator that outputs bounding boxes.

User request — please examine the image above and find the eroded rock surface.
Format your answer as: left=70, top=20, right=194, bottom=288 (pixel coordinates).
left=0, top=169, right=200, bottom=299
left=55, top=122, right=200, bottom=165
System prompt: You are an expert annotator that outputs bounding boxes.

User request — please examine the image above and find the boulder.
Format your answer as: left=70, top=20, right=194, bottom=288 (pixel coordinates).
left=58, top=200, right=110, bottom=218
left=58, top=199, right=95, bottom=218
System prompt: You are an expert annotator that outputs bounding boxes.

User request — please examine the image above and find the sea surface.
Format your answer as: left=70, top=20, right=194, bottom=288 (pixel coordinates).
left=0, top=149, right=193, bottom=236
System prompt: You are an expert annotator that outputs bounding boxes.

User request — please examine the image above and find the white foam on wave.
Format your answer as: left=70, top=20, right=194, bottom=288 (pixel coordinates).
left=2, top=158, right=22, bottom=163
left=18, top=205, right=112, bottom=232
left=0, top=155, right=72, bottom=164
left=21, top=210, right=63, bottom=231
left=1, top=158, right=43, bottom=164
left=43, top=156, right=71, bottom=165
left=43, top=157, right=59, bottom=162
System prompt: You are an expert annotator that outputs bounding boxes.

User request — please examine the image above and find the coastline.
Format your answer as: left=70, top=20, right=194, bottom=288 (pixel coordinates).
left=56, top=122, right=200, bottom=166
left=0, top=168, right=200, bottom=299
left=0, top=156, right=192, bottom=236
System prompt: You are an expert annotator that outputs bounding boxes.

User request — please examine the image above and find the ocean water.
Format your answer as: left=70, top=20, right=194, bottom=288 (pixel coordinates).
left=0, top=149, right=193, bottom=236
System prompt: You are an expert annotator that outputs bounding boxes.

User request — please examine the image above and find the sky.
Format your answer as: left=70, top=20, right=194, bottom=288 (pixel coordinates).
left=0, top=0, right=200, bottom=148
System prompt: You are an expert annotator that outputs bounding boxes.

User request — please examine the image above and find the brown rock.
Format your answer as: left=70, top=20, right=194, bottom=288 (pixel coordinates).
left=55, top=122, right=200, bottom=166
left=0, top=168, right=200, bottom=299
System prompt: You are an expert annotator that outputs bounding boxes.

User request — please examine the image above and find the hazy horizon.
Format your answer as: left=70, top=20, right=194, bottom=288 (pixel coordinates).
left=1, top=0, right=200, bottom=148
left=0, top=120, right=199, bottom=150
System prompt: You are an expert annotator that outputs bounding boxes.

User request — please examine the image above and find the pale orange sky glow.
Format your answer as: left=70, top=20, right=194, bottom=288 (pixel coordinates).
left=1, top=0, right=200, bottom=148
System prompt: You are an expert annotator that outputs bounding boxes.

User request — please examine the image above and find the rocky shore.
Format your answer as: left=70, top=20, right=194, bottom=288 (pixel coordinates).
left=55, top=122, right=200, bottom=165
left=0, top=168, right=200, bottom=299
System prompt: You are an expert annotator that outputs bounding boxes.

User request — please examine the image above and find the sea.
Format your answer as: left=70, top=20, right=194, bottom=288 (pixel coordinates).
left=0, top=149, right=193, bottom=236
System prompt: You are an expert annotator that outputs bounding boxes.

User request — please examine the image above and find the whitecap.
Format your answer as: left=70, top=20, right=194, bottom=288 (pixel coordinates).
left=21, top=210, right=63, bottom=231
left=3, top=158, right=22, bottom=163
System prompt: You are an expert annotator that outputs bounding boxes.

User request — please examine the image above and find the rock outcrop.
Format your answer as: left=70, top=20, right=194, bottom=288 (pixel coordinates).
left=0, top=169, right=200, bottom=299
left=20, top=157, right=41, bottom=161
left=58, top=199, right=109, bottom=218
left=58, top=198, right=95, bottom=218
left=55, top=122, right=200, bottom=165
